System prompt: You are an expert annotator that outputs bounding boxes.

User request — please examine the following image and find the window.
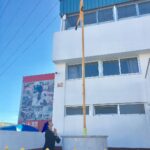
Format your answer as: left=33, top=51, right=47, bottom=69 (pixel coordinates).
left=103, top=60, right=119, bottom=76
left=139, top=1, right=150, bottom=15
left=117, top=4, right=137, bottom=19
left=68, top=64, right=81, bottom=79
left=84, top=12, right=97, bottom=25
left=67, top=58, right=139, bottom=79
left=85, top=62, right=99, bottom=77
left=94, top=105, right=118, bottom=115
left=120, top=57, right=139, bottom=74
left=120, top=104, right=145, bottom=114
left=68, top=62, right=98, bottom=79
left=66, top=15, right=78, bottom=28
left=98, top=8, right=114, bottom=22
left=64, top=1, right=150, bottom=30
left=65, top=106, right=89, bottom=115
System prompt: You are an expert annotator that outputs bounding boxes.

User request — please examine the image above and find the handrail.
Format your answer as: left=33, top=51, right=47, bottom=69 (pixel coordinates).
left=145, top=58, right=150, bottom=78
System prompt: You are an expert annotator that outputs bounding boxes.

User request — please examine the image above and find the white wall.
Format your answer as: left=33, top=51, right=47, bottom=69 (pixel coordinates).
left=145, top=56, right=150, bottom=135
left=145, top=57, right=150, bottom=101
left=65, top=75, right=145, bottom=105
left=53, top=15, right=150, bottom=62
left=139, top=53, right=150, bottom=78
left=64, top=115, right=150, bottom=148
left=0, top=131, right=44, bottom=150
left=52, top=63, right=66, bottom=135
left=52, top=53, right=150, bottom=148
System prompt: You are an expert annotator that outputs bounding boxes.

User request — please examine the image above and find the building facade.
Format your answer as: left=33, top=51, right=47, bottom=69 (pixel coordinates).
left=52, top=0, right=150, bottom=148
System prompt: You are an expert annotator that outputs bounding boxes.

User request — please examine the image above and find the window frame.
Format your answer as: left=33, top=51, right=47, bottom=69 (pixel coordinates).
left=85, top=61, right=99, bottom=77
left=65, top=105, right=90, bottom=116
left=64, top=1, right=150, bottom=30
left=120, top=57, right=139, bottom=74
left=67, top=63, right=82, bottom=80
left=66, top=57, right=140, bottom=80
left=94, top=104, right=118, bottom=115
left=67, top=61, right=99, bottom=80
left=103, top=59, right=120, bottom=76
left=116, top=2, right=138, bottom=20
left=65, top=13, right=79, bottom=29
left=102, top=57, right=140, bottom=77
left=93, top=103, right=145, bottom=116
left=119, top=103, right=145, bottom=115
left=138, top=0, right=150, bottom=16
left=98, top=6, right=114, bottom=23
left=84, top=10, right=98, bottom=25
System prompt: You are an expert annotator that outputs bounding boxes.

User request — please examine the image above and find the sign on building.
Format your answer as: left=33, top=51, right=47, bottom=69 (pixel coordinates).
left=18, top=73, right=55, bottom=131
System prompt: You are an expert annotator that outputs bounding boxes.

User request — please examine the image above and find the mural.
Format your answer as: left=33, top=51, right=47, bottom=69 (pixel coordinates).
left=18, top=74, right=54, bottom=130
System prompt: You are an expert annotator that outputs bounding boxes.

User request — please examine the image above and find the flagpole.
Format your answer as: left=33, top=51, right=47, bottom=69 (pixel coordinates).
left=75, top=0, right=87, bottom=136
left=80, top=0, right=87, bottom=136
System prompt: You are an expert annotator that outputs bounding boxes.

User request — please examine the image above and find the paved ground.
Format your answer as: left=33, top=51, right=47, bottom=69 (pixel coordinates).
left=109, top=148, right=150, bottom=150
left=31, top=147, right=150, bottom=150
left=31, top=147, right=62, bottom=150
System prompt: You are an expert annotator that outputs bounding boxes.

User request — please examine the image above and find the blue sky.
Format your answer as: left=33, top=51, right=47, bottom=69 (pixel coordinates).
left=0, top=0, right=60, bottom=123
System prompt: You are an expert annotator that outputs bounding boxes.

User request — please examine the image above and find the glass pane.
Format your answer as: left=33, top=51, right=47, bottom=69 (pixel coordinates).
left=68, top=64, right=81, bottom=79
left=117, top=4, right=137, bottom=19
left=84, top=12, right=97, bottom=25
left=120, top=58, right=139, bottom=74
left=98, top=8, right=114, bottom=22
left=66, top=15, right=78, bottom=28
left=120, top=104, right=145, bottom=114
left=85, top=62, right=99, bottom=77
left=66, top=106, right=89, bottom=115
left=103, top=60, right=119, bottom=76
left=139, top=1, right=150, bottom=15
left=95, top=105, right=118, bottom=114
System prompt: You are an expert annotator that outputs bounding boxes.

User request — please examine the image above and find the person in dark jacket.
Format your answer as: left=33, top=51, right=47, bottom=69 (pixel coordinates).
left=43, top=121, right=61, bottom=150
left=42, top=121, right=49, bottom=132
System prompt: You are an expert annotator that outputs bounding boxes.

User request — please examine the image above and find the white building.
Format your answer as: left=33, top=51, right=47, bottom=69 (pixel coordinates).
left=52, top=0, right=150, bottom=149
